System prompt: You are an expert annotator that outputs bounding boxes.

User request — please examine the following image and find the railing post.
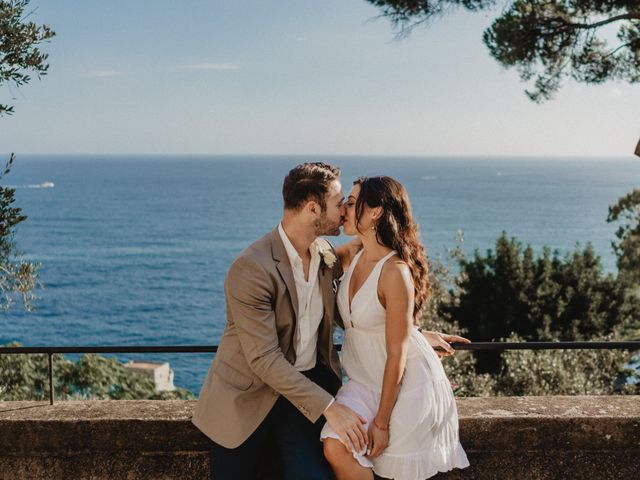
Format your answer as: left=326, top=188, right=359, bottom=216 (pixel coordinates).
left=48, top=353, right=54, bottom=405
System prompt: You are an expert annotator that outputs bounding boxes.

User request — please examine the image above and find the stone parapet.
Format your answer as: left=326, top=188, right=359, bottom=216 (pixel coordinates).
left=0, top=396, right=638, bottom=479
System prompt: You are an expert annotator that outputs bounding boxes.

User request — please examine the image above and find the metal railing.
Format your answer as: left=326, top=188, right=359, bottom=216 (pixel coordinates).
left=1, top=341, right=638, bottom=405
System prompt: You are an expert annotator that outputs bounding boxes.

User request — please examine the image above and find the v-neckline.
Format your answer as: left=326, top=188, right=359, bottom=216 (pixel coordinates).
left=347, top=250, right=393, bottom=315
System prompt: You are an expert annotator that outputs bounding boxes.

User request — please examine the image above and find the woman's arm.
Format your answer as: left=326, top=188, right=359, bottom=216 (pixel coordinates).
left=368, top=260, right=414, bottom=457
left=334, top=237, right=363, bottom=271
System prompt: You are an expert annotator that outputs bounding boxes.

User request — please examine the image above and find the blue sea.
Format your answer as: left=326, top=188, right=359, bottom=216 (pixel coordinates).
left=2, top=155, right=639, bottom=395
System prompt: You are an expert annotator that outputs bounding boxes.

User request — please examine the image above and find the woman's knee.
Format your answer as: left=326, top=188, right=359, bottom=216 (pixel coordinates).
left=323, top=438, right=349, bottom=466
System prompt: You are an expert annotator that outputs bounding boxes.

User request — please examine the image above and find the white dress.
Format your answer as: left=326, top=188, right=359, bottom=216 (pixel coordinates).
left=320, top=250, right=470, bottom=480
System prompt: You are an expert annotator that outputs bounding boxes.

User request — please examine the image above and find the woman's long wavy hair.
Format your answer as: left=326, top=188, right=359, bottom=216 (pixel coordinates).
left=354, top=176, right=431, bottom=321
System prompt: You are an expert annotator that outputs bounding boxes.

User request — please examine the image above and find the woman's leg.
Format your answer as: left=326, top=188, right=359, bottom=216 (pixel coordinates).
left=322, top=438, right=373, bottom=480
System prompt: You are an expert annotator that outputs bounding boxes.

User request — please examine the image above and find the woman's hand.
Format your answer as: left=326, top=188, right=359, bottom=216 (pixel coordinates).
left=422, top=330, right=471, bottom=358
left=366, top=419, right=390, bottom=458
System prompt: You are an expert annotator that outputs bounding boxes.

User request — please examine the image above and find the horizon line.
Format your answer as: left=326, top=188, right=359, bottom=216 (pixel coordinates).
left=1, top=153, right=637, bottom=160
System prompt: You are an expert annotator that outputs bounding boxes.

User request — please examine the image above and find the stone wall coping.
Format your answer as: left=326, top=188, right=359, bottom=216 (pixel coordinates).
left=1, top=395, right=637, bottom=421
left=1, top=396, right=638, bottom=455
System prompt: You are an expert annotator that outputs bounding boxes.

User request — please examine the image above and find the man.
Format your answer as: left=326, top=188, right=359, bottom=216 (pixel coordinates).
left=192, top=162, right=468, bottom=479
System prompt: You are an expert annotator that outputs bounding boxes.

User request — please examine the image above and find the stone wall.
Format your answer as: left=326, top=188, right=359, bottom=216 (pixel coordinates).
left=0, top=396, right=638, bottom=479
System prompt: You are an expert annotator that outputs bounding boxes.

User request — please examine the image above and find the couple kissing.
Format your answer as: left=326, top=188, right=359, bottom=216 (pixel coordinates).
left=192, top=162, right=470, bottom=480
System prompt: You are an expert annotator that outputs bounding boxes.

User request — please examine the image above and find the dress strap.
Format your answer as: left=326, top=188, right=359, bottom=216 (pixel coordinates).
left=349, top=249, right=364, bottom=273
left=376, top=250, right=398, bottom=269
left=380, top=250, right=397, bottom=263
left=371, top=250, right=398, bottom=280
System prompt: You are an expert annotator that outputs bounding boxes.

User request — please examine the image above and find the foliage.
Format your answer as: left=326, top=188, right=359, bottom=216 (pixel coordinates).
left=494, top=333, right=639, bottom=396
left=445, top=232, right=639, bottom=347
left=0, top=154, right=40, bottom=311
left=0, top=0, right=52, bottom=308
left=436, top=331, right=639, bottom=397
left=607, top=188, right=640, bottom=289
left=421, top=231, right=639, bottom=396
left=0, top=342, right=195, bottom=401
left=0, top=0, right=55, bottom=116
left=367, top=0, right=640, bottom=101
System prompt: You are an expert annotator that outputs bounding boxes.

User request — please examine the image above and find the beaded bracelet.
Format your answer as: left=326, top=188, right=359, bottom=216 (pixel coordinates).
left=373, top=418, right=389, bottom=431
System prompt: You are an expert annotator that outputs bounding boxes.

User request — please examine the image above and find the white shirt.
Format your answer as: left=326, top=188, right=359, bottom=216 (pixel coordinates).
left=278, top=223, right=325, bottom=371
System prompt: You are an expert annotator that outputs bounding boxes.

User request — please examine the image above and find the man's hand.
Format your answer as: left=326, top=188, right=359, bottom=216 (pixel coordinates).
left=422, top=330, right=471, bottom=358
left=323, top=402, right=368, bottom=453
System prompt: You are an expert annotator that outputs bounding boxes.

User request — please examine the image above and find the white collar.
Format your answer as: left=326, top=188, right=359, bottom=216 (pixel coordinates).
left=278, top=222, right=320, bottom=268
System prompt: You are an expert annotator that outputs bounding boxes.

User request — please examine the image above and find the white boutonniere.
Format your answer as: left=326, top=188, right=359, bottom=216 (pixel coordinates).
left=315, top=239, right=337, bottom=270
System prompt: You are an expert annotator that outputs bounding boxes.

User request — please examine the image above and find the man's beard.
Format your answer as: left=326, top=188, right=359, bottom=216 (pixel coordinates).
left=314, top=211, right=341, bottom=237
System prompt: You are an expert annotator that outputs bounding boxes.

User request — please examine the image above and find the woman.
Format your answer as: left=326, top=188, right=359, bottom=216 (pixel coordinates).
left=321, top=176, right=470, bottom=480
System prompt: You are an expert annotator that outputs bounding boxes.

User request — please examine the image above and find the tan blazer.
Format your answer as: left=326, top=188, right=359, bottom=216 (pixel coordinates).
left=192, top=227, right=343, bottom=448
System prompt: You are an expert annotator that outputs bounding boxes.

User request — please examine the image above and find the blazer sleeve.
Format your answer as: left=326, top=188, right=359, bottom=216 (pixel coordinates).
left=225, top=255, right=334, bottom=422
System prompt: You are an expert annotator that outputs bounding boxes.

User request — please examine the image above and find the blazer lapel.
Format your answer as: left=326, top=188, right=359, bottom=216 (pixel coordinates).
left=317, top=258, right=338, bottom=374
left=270, top=228, right=300, bottom=323
left=318, top=264, right=334, bottom=324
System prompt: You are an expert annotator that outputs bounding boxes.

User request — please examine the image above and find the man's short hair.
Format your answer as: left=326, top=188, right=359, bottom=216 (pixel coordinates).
left=282, top=162, right=341, bottom=211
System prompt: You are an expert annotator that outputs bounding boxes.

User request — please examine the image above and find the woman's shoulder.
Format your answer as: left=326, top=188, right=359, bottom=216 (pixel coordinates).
left=377, top=253, right=413, bottom=309
left=380, top=254, right=412, bottom=286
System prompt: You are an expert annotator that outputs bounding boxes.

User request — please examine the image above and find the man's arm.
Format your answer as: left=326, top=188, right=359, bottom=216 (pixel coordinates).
left=226, top=256, right=332, bottom=421
left=421, top=330, right=471, bottom=358
left=226, top=255, right=368, bottom=451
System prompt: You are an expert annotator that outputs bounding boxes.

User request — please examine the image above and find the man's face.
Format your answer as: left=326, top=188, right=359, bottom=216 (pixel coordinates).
left=314, top=179, right=344, bottom=237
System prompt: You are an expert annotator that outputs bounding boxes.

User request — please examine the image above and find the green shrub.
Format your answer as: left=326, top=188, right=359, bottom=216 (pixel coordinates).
left=0, top=342, right=194, bottom=401
left=421, top=233, right=639, bottom=396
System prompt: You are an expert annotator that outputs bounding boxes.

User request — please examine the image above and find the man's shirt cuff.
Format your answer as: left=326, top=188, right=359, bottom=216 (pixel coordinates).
left=323, top=397, right=335, bottom=413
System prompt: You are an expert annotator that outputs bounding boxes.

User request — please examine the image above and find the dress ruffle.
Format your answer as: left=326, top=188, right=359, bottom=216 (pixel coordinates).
left=372, top=442, right=470, bottom=480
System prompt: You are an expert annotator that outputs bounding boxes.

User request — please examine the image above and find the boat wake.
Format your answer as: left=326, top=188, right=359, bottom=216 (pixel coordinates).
left=4, top=181, right=55, bottom=189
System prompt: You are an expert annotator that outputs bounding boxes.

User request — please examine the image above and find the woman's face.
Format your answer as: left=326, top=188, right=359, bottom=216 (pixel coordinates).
left=343, top=184, right=376, bottom=236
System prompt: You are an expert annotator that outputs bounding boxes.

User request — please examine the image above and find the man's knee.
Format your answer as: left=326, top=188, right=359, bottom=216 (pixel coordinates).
left=277, top=440, right=331, bottom=480
left=282, top=459, right=331, bottom=480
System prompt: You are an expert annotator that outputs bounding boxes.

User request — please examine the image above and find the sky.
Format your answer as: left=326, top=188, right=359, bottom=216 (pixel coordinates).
left=0, top=0, right=638, bottom=157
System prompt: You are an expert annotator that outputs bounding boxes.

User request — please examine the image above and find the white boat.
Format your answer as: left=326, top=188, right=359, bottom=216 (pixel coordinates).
left=40, top=181, right=55, bottom=188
